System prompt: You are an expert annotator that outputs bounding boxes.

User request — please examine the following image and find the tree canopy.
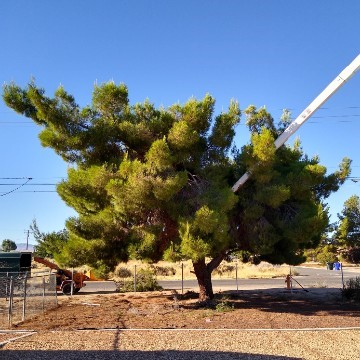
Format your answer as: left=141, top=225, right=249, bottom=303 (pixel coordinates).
left=2, top=81, right=350, bottom=300
left=336, top=195, right=360, bottom=247
left=30, top=219, right=69, bottom=259
left=1, top=239, right=17, bottom=252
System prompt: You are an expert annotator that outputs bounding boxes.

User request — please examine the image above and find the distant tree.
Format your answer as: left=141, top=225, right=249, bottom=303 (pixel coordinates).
left=31, top=219, right=69, bottom=259
left=1, top=239, right=17, bottom=252
left=341, top=247, right=360, bottom=264
left=3, top=81, right=350, bottom=301
left=336, top=195, right=360, bottom=247
left=316, top=245, right=338, bottom=265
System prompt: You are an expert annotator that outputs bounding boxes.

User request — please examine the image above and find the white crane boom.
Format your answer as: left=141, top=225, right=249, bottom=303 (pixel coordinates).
left=232, top=54, right=360, bottom=192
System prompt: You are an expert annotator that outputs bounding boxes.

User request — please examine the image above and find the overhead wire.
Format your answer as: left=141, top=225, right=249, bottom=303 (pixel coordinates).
left=0, top=183, right=56, bottom=185
left=0, top=177, right=32, bottom=197
left=10, top=191, right=57, bottom=193
left=0, top=177, right=61, bottom=195
left=0, top=106, right=360, bottom=126
left=0, top=103, right=359, bottom=194
left=0, top=174, right=359, bottom=195
left=1, top=115, right=360, bottom=126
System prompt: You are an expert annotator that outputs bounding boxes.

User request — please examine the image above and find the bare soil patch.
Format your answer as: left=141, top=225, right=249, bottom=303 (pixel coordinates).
left=11, top=288, right=360, bottom=331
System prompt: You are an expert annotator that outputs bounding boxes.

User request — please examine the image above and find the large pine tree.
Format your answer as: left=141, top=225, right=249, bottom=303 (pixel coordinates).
left=3, top=81, right=350, bottom=301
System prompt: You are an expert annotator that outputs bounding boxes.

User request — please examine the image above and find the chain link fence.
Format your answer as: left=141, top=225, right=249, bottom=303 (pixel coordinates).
left=112, top=261, right=354, bottom=295
left=0, top=271, right=58, bottom=329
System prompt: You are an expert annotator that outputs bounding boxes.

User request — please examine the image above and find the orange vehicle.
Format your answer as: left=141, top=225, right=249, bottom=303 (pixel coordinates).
left=33, top=257, right=89, bottom=295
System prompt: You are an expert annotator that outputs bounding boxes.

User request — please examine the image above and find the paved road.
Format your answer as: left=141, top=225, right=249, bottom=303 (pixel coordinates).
left=159, top=266, right=360, bottom=292
left=80, top=265, right=360, bottom=294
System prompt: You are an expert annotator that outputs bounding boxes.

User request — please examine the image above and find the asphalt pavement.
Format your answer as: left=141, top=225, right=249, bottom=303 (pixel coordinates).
left=80, top=265, right=360, bottom=294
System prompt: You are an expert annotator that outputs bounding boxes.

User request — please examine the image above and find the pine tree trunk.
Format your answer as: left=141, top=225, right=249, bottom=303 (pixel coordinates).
left=193, top=258, right=214, bottom=302
left=193, top=252, right=227, bottom=302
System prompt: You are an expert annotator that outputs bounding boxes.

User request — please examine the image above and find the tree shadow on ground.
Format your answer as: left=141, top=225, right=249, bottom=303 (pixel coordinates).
left=0, top=349, right=301, bottom=360
left=180, top=288, right=360, bottom=319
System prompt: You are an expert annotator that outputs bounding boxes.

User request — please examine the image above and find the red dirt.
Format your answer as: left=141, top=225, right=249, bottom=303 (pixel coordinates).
left=12, top=289, right=360, bottom=331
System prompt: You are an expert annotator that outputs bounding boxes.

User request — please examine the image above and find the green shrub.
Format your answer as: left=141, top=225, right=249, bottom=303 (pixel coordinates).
left=92, top=262, right=111, bottom=280
left=304, top=248, right=321, bottom=262
left=116, top=268, right=162, bottom=292
left=213, top=264, right=235, bottom=277
left=150, top=265, right=176, bottom=276
left=316, top=245, right=338, bottom=265
left=215, top=297, right=234, bottom=312
left=114, top=266, right=133, bottom=278
left=341, top=276, right=360, bottom=302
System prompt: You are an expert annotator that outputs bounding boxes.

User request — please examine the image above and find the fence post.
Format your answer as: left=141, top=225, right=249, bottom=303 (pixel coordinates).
left=8, top=276, right=14, bottom=327
left=341, top=262, right=345, bottom=289
left=134, top=265, right=137, bottom=293
left=42, top=276, right=46, bottom=313
left=5, top=272, right=9, bottom=300
left=54, top=273, right=58, bottom=307
left=22, top=274, right=28, bottom=322
left=235, top=262, right=239, bottom=294
left=181, top=263, right=184, bottom=295
left=71, top=268, right=74, bottom=296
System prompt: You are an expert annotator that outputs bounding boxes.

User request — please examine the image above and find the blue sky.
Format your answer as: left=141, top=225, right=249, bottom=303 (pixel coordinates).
left=1, top=0, right=359, bottom=245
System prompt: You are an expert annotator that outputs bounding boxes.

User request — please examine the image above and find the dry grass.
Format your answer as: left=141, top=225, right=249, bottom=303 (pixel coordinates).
left=31, top=257, right=298, bottom=282
left=110, top=260, right=297, bottom=281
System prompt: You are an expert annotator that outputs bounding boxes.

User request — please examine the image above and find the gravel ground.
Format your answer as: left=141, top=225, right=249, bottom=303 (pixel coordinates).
left=1, top=288, right=360, bottom=359
left=1, top=329, right=360, bottom=359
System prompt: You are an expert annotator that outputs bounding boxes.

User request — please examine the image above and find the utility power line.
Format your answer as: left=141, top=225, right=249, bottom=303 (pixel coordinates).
left=0, top=177, right=32, bottom=197
left=2, top=114, right=360, bottom=127
left=0, top=183, right=56, bottom=186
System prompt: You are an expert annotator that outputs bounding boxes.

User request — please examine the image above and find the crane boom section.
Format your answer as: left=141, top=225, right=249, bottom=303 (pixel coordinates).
left=33, top=256, right=60, bottom=270
left=232, top=54, right=360, bottom=192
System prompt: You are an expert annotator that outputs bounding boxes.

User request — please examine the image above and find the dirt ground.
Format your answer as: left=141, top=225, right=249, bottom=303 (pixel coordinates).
left=11, top=288, right=360, bottom=331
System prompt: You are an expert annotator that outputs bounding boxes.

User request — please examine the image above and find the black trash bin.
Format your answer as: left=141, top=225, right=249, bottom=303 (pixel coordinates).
left=326, top=262, right=334, bottom=270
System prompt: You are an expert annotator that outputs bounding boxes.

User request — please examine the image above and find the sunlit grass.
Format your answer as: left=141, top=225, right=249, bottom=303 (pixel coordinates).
left=110, top=259, right=298, bottom=281
left=32, top=256, right=298, bottom=281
